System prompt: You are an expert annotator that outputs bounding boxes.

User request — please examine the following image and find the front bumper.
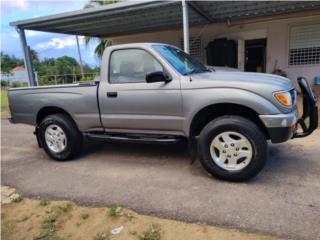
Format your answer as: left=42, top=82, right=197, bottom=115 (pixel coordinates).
left=259, top=111, right=296, bottom=143
left=259, top=110, right=297, bottom=128
left=259, top=77, right=318, bottom=143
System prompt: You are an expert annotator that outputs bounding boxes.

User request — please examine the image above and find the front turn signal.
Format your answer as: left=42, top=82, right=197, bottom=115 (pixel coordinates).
left=274, top=91, right=292, bottom=107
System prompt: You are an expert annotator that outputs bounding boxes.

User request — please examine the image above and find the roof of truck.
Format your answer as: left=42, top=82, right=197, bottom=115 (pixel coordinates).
left=106, top=42, right=173, bottom=49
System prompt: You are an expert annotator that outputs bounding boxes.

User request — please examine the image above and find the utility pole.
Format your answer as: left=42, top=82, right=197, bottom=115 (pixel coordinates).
left=76, top=35, right=84, bottom=79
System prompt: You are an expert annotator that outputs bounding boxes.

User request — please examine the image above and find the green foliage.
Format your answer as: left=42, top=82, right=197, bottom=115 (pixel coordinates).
left=1, top=90, right=8, bottom=109
left=83, top=0, right=120, bottom=58
left=0, top=51, right=24, bottom=73
left=40, top=198, right=50, bottom=206
left=11, top=194, right=23, bottom=203
left=93, top=231, right=110, bottom=240
left=11, top=82, right=29, bottom=88
left=109, top=205, right=123, bottom=217
left=1, top=80, right=8, bottom=87
left=1, top=50, right=98, bottom=86
left=58, top=202, right=73, bottom=213
left=80, top=213, right=89, bottom=220
left=138, top=224, right=161, bottom=240
left=34, top=202, right=73, bottom=240
left=54, top=56, right=79, bottom=75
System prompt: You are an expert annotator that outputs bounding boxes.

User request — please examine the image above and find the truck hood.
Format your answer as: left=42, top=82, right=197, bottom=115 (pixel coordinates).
left=189, top=71, right=295, bottom=95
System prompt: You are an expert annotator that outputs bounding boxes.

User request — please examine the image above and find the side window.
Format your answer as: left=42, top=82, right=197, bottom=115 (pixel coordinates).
left=109, top=49, right=164, bottom=84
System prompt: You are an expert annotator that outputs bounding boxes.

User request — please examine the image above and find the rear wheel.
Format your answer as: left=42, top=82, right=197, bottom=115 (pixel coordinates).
left=38, top=113, right=82, bottom=161
left=198, top=116, right=267, bottom=182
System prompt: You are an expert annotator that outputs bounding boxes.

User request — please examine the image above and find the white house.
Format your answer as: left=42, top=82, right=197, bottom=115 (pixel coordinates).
left=0, top=66, right=29, bottom=86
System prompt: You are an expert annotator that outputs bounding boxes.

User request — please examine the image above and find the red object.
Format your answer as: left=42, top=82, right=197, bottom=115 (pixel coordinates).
left=11, top=66, right=26, bottom=72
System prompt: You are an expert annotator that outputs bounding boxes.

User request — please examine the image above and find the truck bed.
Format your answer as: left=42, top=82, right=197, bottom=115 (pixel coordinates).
left=8, top=81, right=102, bottom=132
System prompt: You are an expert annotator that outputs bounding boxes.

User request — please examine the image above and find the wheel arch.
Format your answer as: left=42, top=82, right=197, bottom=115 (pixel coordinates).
left=188, top=103, right=269, bottom=140
left=36, top=106, right=78, bottom=129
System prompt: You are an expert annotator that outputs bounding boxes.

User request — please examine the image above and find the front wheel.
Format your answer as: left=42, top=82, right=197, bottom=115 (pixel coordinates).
left=38, top=113, right=82, bottom=161
left=198, top=116, right=267, bottom=182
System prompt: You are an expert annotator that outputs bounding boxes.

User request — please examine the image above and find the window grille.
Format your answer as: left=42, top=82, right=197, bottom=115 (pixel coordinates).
left=289, top=24, right=320, bottom=65
left=180, top=36, right=202, bottom=60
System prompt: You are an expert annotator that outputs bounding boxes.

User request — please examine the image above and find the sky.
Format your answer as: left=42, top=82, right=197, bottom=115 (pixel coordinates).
left=1, top=0, right=101, bottom=67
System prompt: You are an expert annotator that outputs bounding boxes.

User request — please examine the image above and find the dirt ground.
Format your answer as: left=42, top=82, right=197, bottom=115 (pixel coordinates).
left=2, top=197, right=280, bottom=240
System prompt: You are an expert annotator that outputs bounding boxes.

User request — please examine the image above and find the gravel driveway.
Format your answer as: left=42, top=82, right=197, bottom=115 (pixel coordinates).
left=1, top=120, right=320, bottom=240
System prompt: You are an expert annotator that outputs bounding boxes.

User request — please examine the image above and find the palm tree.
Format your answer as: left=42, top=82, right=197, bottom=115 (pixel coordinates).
left=84, top=0, right=121, bottom=58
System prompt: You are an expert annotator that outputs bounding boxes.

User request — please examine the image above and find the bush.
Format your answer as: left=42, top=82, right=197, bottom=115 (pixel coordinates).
left=11, top=82, right=28, bottom=88
left=1, top=80, right=8, bottom=87
left=138, top=224, right=161, bottom=240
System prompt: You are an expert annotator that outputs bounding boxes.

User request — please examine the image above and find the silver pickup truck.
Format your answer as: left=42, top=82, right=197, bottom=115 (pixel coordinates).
left=8, top=43, right=318, bottom=181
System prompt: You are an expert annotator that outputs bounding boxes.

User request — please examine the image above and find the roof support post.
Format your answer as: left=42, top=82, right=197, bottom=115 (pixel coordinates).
left=75, top=36, right=84, bottom=79
left=182, top=0, right=190, bottom=53
left=16, top=27, right=37, bottom=86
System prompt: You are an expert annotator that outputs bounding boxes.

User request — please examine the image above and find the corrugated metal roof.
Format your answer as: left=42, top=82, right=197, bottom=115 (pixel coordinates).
left=10, top=1, right=320, bottom=37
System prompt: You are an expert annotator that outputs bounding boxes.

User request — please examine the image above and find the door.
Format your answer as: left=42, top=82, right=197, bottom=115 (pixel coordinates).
left=99, top=48, right=183, bottom=133
left=245, top=39, right=267, bottom=72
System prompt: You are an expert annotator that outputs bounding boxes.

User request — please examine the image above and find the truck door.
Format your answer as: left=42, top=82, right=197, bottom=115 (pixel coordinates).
left=98, top=48, right=183, bottom=134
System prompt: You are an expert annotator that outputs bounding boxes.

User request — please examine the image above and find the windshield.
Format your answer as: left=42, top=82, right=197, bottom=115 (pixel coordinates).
left=153, top=45, right=209, bottom=75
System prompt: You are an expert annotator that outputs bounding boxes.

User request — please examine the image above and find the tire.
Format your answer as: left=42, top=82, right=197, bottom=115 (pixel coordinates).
left=38, top=113, right=82, bottom=161
left=198, top=115, right=267, bottom=182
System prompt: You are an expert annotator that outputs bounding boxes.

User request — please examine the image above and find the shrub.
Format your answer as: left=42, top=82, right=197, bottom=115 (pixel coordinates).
left=40, top=198, right=50, bottom=206
left=11, top=82, right=28, bottom=88
left=11, top=193, right=23, bottom=203
left=1, top=80, right=8, bottom=87
left=138, top=224, right=161, bottom=240
left=109, top=205, right=123, bottom=217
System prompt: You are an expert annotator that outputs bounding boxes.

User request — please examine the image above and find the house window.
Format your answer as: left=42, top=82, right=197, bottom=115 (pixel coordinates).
left=289, top=23, right=320, bottom=65
left=180, top=36, right=202, bottom=61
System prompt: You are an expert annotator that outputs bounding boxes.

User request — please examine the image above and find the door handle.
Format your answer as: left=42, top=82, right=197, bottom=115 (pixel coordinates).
left=107, top=92, right=118, bottom=98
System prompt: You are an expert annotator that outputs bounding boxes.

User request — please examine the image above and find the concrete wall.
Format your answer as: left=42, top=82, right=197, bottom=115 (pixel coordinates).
left=110, top=14, right=320, bottom=85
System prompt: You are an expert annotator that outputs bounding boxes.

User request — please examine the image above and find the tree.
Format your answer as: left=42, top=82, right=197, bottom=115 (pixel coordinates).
left=0, top=52, right=24, bottom=73
left=1, top=50, right=95, bottom=86
left=30, top=49, right=40, bottom=69
left=84, top=0, right=121, bottom=58
left=54, top=56, right=80, bottom=75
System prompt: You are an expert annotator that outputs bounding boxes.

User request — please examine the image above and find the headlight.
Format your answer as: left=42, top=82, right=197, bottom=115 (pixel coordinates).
left=274, top=90, right=293, bottom=107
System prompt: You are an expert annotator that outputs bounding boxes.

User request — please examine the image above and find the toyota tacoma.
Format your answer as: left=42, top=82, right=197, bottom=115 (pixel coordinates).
left=8, top=43, right=318, bottom=181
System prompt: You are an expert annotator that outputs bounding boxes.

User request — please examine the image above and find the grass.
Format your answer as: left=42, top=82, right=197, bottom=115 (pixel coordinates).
left=93, top=231, right=110, bottom=240
left=2, top=197, right=280, bottom=240
left=57, top=202, right=73, bottom=213
left=34, top=202, right=73, bottom=240
left=40, top=198, right=50, bottom=207
left=138, top=224, right=161, bottom=240
left=80, top=213, right=89, bottom=220
left=1, top=222, right=15, bottom=240
left=109, top=205, right=123, bottom=217
left=1, top=89, right=9, bottom=109
left=11, top=194, right=23, bottom=203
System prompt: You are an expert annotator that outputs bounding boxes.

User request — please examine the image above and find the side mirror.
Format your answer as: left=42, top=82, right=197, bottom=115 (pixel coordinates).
left=146, top=71, right=171, bottom=83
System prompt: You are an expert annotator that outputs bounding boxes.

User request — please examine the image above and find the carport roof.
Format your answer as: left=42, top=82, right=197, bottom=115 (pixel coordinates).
left=10, top=1, right=320, bottom=38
